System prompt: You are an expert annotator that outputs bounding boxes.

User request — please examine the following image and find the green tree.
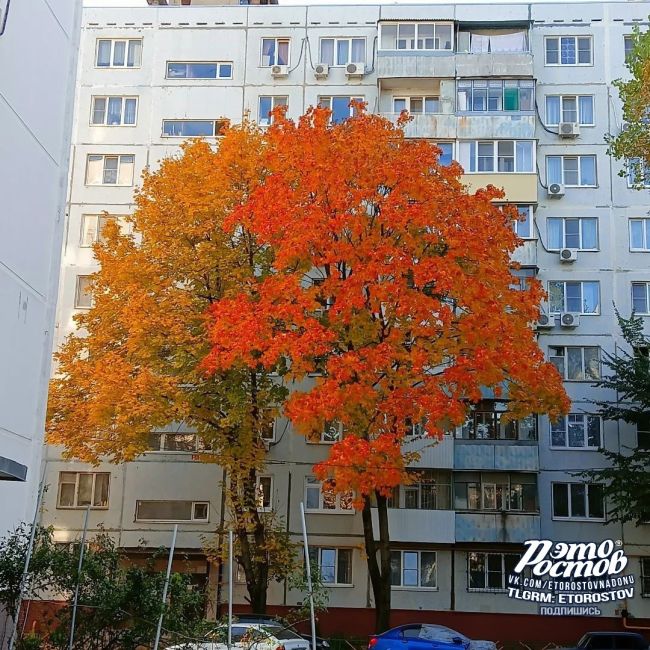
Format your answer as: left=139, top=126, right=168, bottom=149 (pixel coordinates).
left=606, top=25, right=650, bottom=187
left=580, top=313, right=650, bottom=525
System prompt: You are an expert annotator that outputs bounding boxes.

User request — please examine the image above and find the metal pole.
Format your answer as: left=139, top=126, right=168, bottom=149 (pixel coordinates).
left=68, top=505, right=91, bottom=650
left=8, top=475, right=47, bottom=650
left=153, top=524, right=178, bottom=650
left=228, top=530, right=233, bottom=650
left=299, top=503, right=317, bottom=650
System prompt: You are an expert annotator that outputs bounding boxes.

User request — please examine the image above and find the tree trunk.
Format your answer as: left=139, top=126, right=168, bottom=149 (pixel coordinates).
left=361, top=492, right=392, bottom=633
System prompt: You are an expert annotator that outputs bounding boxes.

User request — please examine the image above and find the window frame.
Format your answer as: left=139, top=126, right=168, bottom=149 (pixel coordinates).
left=390, top=550, right=438, bottom=590
left=546, top=155, right=598, bottom=188
left=549, top=345, right=601, bottom=381
left=258, top=95, right=289, bottom=127
left=550, top=414, right=602, bottom=449
left=318, top=96, right=364, bottom=124
left=165, top=61, right=233, bottom=80
left=641, top=557, right=650, bottom=597
left=161, top=119, right=228, bottom=138
left=546, top=217, right=599, bottom=251
left=632, top=282, right=650, bottom=315
left=134, top=500, right=210, bottom=523
left=57, top=472, right=110, bottom=509
left=630, top=218, right=650, bottom=252
left=544, top=35, right=593, bottom=66
left=392, top=96, right=441, bottom=114
left=309, top=547, right=353, bottom=586
left=146, top=432, right=202, bottom=453
left=458, top=140, right=535, bottom=174
left=90, top=96, right=138, bottom=127
left=626, top=158, right=650, bottom=189
left=304, top=477, right=354, bottom=514
left=512, top=204, right=534, bottom=239
left=547, top=280, right=600, bottom=315
left=457, top=79, right=535, bottom=114
left=467, top=552, right=522, bottom=592
left=95, top=38, right=142, bottom=69
left=319, top=37, right=366, bottom=66
left=544, top=94, right=595, bottom=126
left=256, top=475, right=273, bottom=512
left=260, top=37, right=290, bottom=67
left=80, top=214, right=119, bottom=248
left=85, top=154, right=135, bottom=187
left=454, top=473, right=538, bottom=513
left=75, top=275, right=93, bottom=309
left=551, top=482, right=605, bottom=521
left=378, top=21, right=454, bottom=52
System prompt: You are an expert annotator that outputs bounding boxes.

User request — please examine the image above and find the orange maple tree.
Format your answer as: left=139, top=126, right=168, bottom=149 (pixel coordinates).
left=204, top=105, right=569, bottom=631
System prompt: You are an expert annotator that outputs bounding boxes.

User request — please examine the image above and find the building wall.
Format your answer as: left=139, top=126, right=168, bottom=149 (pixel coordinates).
left=41, top=1, right=650, bottom=639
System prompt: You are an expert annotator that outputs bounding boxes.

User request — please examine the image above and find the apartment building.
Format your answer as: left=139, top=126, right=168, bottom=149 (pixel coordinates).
left=40, top=1, right=650, bottom=640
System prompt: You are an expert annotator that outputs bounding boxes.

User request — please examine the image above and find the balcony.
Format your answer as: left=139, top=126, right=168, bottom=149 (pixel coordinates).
left=376, top=51, right=456, bottom=79
left=403, top=434, right=454, bottom=469
left=455, top=511, right=540, bottom=543
left=372, top=507, right=455, bottom=544
left=462, top=173, right=537, bottom=203
left=511, top=240, right=537, bottom=267
left=382, top=112, right=457, bottom=140
left=456, top=114, right=535, bottom=140
left=455, top=52, right=533, bottom=78
left=454, top=440, right=539, bottom=471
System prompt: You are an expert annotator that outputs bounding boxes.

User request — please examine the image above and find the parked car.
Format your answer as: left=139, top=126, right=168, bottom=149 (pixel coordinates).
left=166, top=622, right=312, bottom=650
left=231, top=614, right=330, bottom=650
left=566, top=632, right=648, bottom=650
left=369, top=624, right=497, bottom=650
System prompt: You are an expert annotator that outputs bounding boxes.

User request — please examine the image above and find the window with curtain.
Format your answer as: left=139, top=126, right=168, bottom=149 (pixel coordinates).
left=91, top=97, right=138, bottom=126
left=547, top=155, right=596, bottom=186
left=261, top=38, right=289, bottom=66
left=545, top=95, right=594, bottom=125
left=458, top=140, right=534, bottom=173
left=547, top=217, right=598, bottom=250
left=457, top=79, right=534, bottom=113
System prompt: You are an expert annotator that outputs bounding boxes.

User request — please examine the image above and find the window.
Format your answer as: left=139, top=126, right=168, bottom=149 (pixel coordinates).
left=433, top=142, right=453, bottom=167
left=308, top=548, right=352, bottom=585
left=454, top=473, right=538, bottom=512
left=58, top=472, right=110, bottom=509
left=91, top=97, right=137, bottom=126
left=545, top=95, right=594, bottom=126
left=261, top=38, right=289, bottom=66
left=80, top=214, right=118, bottom=247
left=391, top=551, right=437, bottom=589
left=630, top=219, right=650, bottom=251
left=511, top=267, right=537, bottom=292
left=552, top=483, right=604, bottom=520
left=456, top=401, right=537, bottom=441
left=547, top=155, right=597, bottom=187
left=393, top=96, right=440, bottom=114
left=320, top=37, right=365, bottom=65
left=85, top=154, right=135, bottom=186
left=638, top=416, right=650, bottom=450
left=258, top=96, right=288, bottom=126
left=379, top=22, right=453, bottom=51
left=547, top=217, right=598, bottom=250
left=256, top=476, right=272, bottom=511
left=75, top=275, right=93, bottom=309
left=468, top=553, right=521, bottom=592
left=304, top=477, right=353, bottom=512
left=96, top=39, right=142, bottom=68
left=624, top=35, right=634, bottom=62
left=457, top=29, right=528, bottom=53
left=321, top=420, right=343, bottom=443
left=626, top=158, right=650, bottom=188
left=147, top=432, right=202, bottom=452
left=632, top=282, right=650, bottom=315
left=458, top=141, right=534, bottom=173
left=135, top=500, right=209, bottom=522
left=549, top=346, right=600, bottom=381
left=512, top=205, right=533, bottom=239
left=401, top=470, right=451, bottom=510
left=545, top=36, right=593, bottom=65
left=166, top=61, right=232, bottom=79
left=548, top=281, right=599, bottom=315
left=457, top=80, right=534, bottom=113
left=319, top=96, right=363, bottom=124
left=551, top=414, right=602, bottom=448
left=642, top=557, right=650, bottom=597
left=162, top=120, right=227, bottom=138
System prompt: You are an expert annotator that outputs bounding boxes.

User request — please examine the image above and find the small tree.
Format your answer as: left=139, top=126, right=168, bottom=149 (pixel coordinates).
left=579, top=313, right=650, bottom=525
left=204, top=106, right=569, bottom=631
left=606, top=25, right=650, bottom=187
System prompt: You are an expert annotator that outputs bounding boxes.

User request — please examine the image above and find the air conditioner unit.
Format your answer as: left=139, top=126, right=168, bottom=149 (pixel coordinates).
left=559, top=247, right=578, bottom=263
left=271, top=64, right=288, bottom=78
left=548, top=183, right=565, bottom=198
left=345, top=62, right=364, bottom=78
left=536, top=313, right=555, bottom=329
left=559, top=122, right=580, bottom=138
left=560, top=312, right=581, bottom=328
left=314, top=63, right=329, bottom=79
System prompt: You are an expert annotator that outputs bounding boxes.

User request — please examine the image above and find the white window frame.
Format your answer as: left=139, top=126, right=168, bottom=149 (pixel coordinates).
left=390, top=550, right=438, bottom=590
left=146, top=432, right=201, bottom=453
left=318, top=96, right=364, bottom=124
left=320, top=420, right=344, bottom=444
left=95, top=38, right=142, bottom=68
left=134, top=500, right=210, bottom=523
left=549, top=345, right=601, bottom=381
left=392, top=96, right=440, bottom=114
left=545, top=95, right=595, bottom=126
left=544, top=36, right=593, bottom=66
left=319, top=37, right=366, bottom=66
left=309, top=547, right=353, bottom=586
left=80, top=214, right=119, bottom=247
left=75, top=275, right=93, bottom=309
left=632, top=282, right=650, bottom=315
left=641, top=557, right=650, bottom=597
left=165, top=61, right=233, bottom=80
left=304, top=477, right=353, bottom=513
left=550, top=414, right=602, bottom=449
left=90, top=96, right=138, bottom=126
left=546, top=155, right=597, bottom=187
left=512, top=204, right=534, bottom=239
left=548, top=280, right=600, bottom=315
left=258, top=96, right=288, bottom=126
left=624, top=35, right=635, bottom=62
left=626, top=158, right=650, bottom=189
left=161, top=119, right=228, bottom=138
left=260, top=37, right=290, bottom=67
left=57, top=472, right=110, bottom=509
left=456, top=79, right=535, bottom=113
left=458, top=140, right=535, bottom=174
left=546, top=217, right=599, bottom=251
left=85, top=154, right=135, bottom=187
left=467, top=552, right=522, bottom=592
left=552, top=482, right=605, bottom=521
left=630, top=218, right=650, bottom=252
left=378, top=22, right=454, bottom=52
left=256, top=475, right=273, bottom=512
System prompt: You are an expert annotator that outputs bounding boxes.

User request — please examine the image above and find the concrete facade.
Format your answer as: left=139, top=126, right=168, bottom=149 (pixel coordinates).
left=40, top=1, right=650, bottom=639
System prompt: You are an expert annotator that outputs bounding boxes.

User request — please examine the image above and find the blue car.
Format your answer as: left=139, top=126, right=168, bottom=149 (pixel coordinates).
left=369, top=625, right=496, bottom=650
